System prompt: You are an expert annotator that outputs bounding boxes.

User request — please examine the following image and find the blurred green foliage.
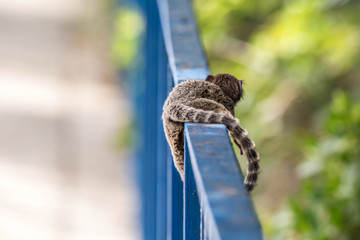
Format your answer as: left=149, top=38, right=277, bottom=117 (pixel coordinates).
left=111, top=4, right=144, bottom=150
left=270, top=91, right=360, bottom=239
left=193, top=0, right=360, bottom=239
left=111, top=5, right=144, bottom=71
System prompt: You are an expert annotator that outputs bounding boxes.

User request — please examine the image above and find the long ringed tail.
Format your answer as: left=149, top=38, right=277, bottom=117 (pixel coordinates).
left=222, top=115, right=260, bottom=193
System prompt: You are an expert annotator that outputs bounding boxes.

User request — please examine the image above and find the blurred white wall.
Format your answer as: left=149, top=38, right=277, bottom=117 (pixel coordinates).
left=0, top=0, right=139, bottom=239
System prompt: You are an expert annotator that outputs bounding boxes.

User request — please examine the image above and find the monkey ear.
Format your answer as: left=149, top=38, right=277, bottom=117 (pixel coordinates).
left=205, top=74, right=214, bottom=82
left=238, top=80, right=243, bottom=89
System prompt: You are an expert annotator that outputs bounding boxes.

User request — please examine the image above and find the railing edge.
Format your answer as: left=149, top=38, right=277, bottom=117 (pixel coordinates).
left=184, top=123, right=263, bottom=239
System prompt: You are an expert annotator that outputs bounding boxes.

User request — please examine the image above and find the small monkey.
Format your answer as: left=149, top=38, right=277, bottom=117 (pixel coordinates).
left=162, top=73, right=260, bottom=193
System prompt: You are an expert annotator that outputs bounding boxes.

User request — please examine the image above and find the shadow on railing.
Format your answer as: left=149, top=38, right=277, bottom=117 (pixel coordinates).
left=134, top=0, right=262, bottom=239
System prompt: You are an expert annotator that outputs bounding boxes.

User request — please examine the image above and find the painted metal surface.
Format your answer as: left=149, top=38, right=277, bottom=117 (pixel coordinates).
left=184, top=139, right=201, bottom=239
left=135, top=0, right=263, bottom=239
left=185, top=123, right=263, bottom=239
left=166, top=72, right=184, bottom=240
left=134, top=1, right=170, bottom=239
left=156, top=0, right=209, bottom=84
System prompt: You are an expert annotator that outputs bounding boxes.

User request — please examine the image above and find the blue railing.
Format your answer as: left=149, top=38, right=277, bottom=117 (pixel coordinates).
left=134, top=0, right=262, bottom=239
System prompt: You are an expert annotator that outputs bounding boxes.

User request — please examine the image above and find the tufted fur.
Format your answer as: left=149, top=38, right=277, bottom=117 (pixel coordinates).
left=162, top=73, right=260, bottom=193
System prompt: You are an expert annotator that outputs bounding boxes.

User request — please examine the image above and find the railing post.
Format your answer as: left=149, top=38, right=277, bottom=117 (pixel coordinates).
left=166, top=66, right=184, bottom=240
left=138, top=0, right=169, bottom=239
left=156, top=21, right=169, bottom=240
left=142, top=1, right=158, bottom=237
left=184, top=137, right=201, bottom=240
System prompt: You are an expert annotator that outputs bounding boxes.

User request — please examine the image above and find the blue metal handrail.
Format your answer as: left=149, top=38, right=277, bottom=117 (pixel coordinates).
left=184, top=124, right=262, bottom=239
left=157, top=0, right=209, bottom=83
left=134, top=0, right=262, bottom=239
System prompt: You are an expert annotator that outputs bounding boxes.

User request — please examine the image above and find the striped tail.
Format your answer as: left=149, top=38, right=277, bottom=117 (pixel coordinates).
left=223, top=116, right=260, bottom=193
left=165, top=103, right=260, bottom=193
left=165, top=103, right=227, bottom=124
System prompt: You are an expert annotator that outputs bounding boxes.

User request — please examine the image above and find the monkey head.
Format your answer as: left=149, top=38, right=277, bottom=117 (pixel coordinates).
left=205, top=73, right=244, bottom=104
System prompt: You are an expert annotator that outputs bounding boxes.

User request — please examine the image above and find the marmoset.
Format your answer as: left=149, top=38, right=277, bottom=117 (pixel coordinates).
left=162, top=73, right=260, bottom=193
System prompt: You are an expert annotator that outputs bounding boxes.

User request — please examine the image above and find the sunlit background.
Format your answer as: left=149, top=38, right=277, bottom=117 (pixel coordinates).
left=0, top=0, right=139, bottom=239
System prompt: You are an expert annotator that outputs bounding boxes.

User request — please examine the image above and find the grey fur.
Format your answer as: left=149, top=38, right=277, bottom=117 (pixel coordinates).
left=162, top=73, right=260, bottom=193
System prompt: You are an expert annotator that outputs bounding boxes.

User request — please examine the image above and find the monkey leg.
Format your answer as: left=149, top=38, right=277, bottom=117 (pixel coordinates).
left=229, top=132, right=244, bottom=155
left=163, top=118, right=185, bottom=180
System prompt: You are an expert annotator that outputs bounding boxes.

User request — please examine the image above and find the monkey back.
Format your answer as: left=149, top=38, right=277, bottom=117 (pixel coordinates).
left=162, top=80, right=235, bottom=115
